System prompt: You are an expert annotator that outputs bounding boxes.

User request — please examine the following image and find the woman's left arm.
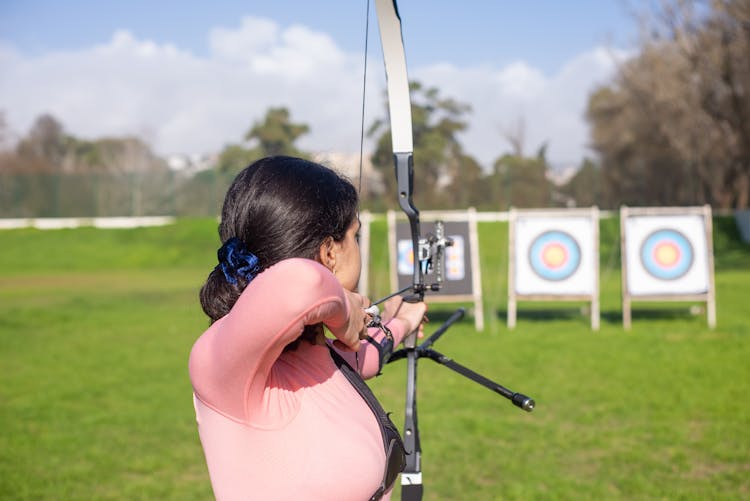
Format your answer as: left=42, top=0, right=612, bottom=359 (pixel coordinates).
left=333, top=297, right=426, bottom=379
left=331, top=318, right=407, bottom=379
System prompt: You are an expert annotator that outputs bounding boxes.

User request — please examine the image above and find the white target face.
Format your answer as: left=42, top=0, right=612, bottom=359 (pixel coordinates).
left=514, top=216, right=596, bottom=295
left=624, top=215, right=709, bottom=295
left=528, top=230, right=581, bottom=281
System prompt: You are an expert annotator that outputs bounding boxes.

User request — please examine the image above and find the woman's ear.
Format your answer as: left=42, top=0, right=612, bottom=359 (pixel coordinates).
left=318, top=236, right=337, bottom=272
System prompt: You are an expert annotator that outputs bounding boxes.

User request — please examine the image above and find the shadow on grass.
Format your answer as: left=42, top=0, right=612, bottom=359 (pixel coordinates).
left=495, top=306, right=598, bottom=324
left=493, top=306, right=704, bottom=325
left=608, top=305, right=706, bottom=323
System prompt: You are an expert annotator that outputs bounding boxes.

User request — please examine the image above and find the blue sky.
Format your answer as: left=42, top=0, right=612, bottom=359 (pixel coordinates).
left=0, top=1, right=642, bottom=169
left=0, top=1, right=638, bottom=73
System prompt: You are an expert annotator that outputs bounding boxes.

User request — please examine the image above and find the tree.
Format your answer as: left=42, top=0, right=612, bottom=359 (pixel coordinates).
left=0, top=111, right=12, bottom=151
left=216, top=107, right=311, bottom=175
left=586, top=0, right=750, bottom=209
left=560, top=158, right=605, bottom=208
left=482, top=118, right=554, bottom=209
left=586, top=81, right=693, bottom=208
left=13, top=114, right=68, bottom=172
left=368, top=82, right=478, bottom=209
left=490, top=145, right=553, bottom=209
left=0, top=113, right=173, bottom=217
left=245, top=107, right=310, bottom=158
left=443, top=153, right=487, bottom=209
left=79, top=136, right=168, bottom=173
left=3, top=113, right=167, bottom=175
left=215, top=144, right=258, bottom=177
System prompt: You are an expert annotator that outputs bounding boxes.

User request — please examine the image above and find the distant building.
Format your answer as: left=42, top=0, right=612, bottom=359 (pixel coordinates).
left=311, top=151, right=383, bottom=197
left=545, top=163, right=578, bottom=186
left=166, top=153, right=218, bottom=175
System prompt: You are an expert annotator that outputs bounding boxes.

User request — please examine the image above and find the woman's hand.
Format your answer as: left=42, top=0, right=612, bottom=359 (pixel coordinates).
left=383, top=296, right=427, bottom=339
left=332, top=289, right=371, bottom=352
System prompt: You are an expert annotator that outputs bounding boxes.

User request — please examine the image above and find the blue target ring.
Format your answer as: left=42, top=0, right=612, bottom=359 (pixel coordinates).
left=640, top=229, right=693, bottom=280
left=528, top=230, right=581, bottom=281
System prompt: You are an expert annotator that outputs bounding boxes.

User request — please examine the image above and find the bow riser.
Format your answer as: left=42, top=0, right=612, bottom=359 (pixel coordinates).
left=394, top=151, right=423, bottom=298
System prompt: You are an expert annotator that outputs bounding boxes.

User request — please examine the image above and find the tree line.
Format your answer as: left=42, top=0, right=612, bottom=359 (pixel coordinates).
left=1, top=0, right=748, bottom=214
left=0, top=113, right=167, bottom=175
left=586, top=0, right=750, bottom=210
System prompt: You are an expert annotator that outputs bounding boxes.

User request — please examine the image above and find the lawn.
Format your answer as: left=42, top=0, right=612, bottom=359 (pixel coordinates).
left=0, top=217, right=748, bottom=500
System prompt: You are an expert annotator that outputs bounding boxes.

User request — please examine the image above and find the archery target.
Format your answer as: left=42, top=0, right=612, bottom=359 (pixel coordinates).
left=624, top=215, right=709, bottom=295
left=528, top=231, right=581, bottom=281
left=445, top=235, right=466, bottom=280
left=640, top=229, right=693, bottom=280
left=514, top=216, right=596, bottom=295
left=397, top=239, right=415, bottom=275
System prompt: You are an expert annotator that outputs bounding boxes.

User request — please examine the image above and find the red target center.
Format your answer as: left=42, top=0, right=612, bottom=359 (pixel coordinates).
left=541, top=243, right=568, bottom=269
left=652, top=241, right=680, bottom=268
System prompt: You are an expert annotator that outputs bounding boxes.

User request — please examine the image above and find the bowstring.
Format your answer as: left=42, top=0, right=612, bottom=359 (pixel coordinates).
left=358, top=0, right=371, bottom=197
left=356, top=0, right=371, bottom=373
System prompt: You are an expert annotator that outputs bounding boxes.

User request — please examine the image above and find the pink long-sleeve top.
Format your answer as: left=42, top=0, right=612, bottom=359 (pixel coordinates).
left=189, top=258, right=408, bottom=501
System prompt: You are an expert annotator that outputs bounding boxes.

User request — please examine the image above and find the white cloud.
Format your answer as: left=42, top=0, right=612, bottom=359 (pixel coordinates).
left=0, top=17, right=629, bottom=171
left=210, top=19, right=347, bottom=77
left=209, top=17, right=280, bottom=61
left=415, top=47, right=630, bottom=169
left=0, top=17, right=367, bottom=159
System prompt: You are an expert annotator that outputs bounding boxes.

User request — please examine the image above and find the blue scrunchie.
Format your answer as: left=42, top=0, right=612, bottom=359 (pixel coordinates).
left=217, top=237, right=260, bottom=286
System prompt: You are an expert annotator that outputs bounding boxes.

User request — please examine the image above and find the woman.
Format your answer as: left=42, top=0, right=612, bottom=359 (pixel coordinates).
left=189, top=156, right=427, bottom=500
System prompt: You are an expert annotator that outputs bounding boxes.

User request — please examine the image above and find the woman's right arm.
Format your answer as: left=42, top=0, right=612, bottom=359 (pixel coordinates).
left=189, top=258, right=362, bottom=420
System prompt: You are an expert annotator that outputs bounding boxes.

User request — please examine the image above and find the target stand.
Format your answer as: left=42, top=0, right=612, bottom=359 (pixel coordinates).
left=620, top=205, right=716, bottom=329
left=507, top=207, right=600, bottom=330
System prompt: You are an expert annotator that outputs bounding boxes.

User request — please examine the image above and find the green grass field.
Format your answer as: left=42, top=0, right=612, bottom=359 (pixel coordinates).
left=1, top=217, right=749, bottom=500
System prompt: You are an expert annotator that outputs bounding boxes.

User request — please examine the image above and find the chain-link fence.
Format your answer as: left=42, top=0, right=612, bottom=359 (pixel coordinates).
left=0, top=171, right=237, bottom=218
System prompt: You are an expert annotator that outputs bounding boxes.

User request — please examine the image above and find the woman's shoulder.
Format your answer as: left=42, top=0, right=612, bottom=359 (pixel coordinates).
left=235, top=258, right=344, bottom=316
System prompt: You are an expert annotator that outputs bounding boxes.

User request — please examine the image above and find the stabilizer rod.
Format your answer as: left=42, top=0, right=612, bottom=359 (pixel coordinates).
left=387, top=308, right=535, bottom=412
left=421, top=349, right=535, bottom=412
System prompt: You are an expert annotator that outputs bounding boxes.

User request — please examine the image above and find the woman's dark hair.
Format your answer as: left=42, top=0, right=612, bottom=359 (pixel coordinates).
left=200, top=156, right=359, bottom=323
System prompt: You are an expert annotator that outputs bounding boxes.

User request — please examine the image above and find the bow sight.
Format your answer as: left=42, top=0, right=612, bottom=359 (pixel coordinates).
left=419, top=221, right=453, bottom=290
left=404, top=220, right=454, bottom=300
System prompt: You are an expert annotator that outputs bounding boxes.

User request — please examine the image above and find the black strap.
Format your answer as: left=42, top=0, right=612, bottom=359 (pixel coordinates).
left=327, top=346, right=401, bottom=450
left=327, top=346, right=406, bottom=500
left=365, top=334, right=394, bottom=375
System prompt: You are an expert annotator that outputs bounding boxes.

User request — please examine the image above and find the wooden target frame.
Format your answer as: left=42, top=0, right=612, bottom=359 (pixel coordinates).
left=507, top=207, right=600, bottom=330
left=358, top=210, right=374, bottom=298
left=387, top=209, right=484, bottom=331
left=620, top=205, right=716, bottom=329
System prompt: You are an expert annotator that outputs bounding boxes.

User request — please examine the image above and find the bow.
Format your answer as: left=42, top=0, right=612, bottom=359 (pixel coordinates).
left=374, top=0, right=422, bottom=301
left=373, top=1, right=427, bottom=498
left=370, top=9, right=533, bottom=500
